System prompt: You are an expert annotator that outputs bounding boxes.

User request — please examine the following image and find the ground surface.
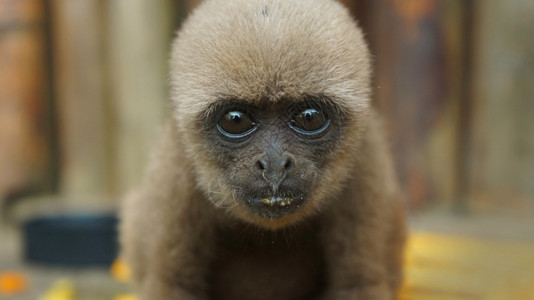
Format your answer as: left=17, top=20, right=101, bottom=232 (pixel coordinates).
left=400, top=231, right=534, bottom=299
left=1, top=213, right=533, bottom=300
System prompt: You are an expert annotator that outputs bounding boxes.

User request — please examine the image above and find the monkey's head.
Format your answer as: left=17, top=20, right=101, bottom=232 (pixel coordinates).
left=170, top=0, right=371, bottom=229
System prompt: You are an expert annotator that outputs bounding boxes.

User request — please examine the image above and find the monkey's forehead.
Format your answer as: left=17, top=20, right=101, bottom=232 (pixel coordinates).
left=169, top=0, right=371, bottom=113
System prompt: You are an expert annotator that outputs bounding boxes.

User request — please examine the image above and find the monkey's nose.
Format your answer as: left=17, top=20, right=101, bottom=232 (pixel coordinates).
left=256, top=154, right=293, bottom=172
left=255, top=153, right=294, bottom=190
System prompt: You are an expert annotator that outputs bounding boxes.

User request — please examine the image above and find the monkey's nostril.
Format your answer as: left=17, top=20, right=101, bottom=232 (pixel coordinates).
left=283, top=158, right=292, bottom=170
left=256, top=158, right=267, bottom=171
left=282, top=155, right=295, bottom=171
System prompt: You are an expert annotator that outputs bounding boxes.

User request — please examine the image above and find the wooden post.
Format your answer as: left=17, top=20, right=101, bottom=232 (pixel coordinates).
left=51, top=0, right=109, bottom=200
left=106, top=0, right=175, bottom=195
left=365, top=0, right=466, bottom=210
left=469, top=0, right=534, bottom=214
left=0, top=0, right=51, bottom=204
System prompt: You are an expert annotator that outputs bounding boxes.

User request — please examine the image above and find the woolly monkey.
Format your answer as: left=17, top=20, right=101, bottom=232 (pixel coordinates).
left=120, top=0, right=406, bottom=299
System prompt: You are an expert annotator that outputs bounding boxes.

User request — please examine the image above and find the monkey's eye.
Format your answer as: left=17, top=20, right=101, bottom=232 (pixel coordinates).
left=217, top=111, right=257, bottom=138
left=290, top=107, right=330, bottom=135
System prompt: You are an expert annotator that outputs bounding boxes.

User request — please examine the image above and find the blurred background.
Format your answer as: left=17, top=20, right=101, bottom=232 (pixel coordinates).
left=0, top=0, right=533, bottom=299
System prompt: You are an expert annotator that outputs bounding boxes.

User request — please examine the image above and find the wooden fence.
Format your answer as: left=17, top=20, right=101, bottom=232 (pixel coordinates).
left=1, top=0, right=533, bottom=217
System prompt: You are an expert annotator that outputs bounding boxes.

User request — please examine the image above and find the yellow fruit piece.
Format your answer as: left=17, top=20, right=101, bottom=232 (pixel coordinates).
left=40, top=279, right=75, bottom=300
left=111, top=258, right=131, bottom=283
left=0, top=271, right=28, bottom=296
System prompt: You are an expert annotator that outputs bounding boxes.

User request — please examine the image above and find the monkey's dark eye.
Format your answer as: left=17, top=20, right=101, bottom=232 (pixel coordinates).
left=290, top=107, right=330, bottom=135
left=217, top=111, right=257, bottom=138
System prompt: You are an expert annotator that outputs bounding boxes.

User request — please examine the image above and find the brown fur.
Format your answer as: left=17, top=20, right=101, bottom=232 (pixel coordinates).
left=120, top=0, right=406, bottom=299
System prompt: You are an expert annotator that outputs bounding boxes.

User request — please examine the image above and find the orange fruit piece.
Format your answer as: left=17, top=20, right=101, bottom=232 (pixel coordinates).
left=0, top=271, right=28, bottom=296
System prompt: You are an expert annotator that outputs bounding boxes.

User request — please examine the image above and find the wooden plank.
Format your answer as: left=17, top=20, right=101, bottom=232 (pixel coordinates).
left=106, top=0, right=174, bottom=194
left=0, top=0, right=51, bottom=203
left=468, top=0, right=534, bottom=214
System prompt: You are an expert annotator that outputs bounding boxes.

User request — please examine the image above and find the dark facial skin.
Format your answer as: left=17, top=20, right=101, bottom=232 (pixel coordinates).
left=199, top=96, right=346, bottom=220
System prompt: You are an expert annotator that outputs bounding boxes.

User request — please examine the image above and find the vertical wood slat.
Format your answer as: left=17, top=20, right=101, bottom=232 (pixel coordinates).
left=51, top=0, right=109, bottom=200
left=106, top=0, right=174, bottom=195
left=184, top=0, right=203, bottom=11
left=453, top=1, right=475, bottom=213
left=0, top=0, right=50, bottom=202
left=469, top=0, right=534, bottom=214
left=364, top=0, right=466, bottom=210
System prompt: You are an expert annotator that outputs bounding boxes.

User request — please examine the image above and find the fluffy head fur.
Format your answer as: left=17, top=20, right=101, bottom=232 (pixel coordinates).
left=170, top=0, right=372, bottom=228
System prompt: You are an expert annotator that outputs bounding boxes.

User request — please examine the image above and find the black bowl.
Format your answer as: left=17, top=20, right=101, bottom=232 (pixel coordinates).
left=22, top=213, right=118, bottom=267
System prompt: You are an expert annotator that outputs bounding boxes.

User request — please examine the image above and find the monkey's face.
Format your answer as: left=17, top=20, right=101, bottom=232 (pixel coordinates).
left=195, top=97, right=350, bottom=225
left=170, top=0, right=371, bottom=228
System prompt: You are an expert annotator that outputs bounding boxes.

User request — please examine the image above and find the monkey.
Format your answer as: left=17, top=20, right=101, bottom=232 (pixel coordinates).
left=119, top=0, right=406, bottom=299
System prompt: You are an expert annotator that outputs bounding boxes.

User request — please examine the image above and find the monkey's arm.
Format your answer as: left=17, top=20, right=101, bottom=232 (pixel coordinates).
left=320, top=122, right=405, bottom=300
left=121, top=123, right=216, bottom=300
left=140, top=193, right=216, bottom=300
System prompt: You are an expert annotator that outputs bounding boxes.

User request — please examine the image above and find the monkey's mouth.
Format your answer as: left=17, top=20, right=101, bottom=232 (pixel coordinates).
left=261, top=196, right=300, bottom=207
left=244, top=191, right=306, bottom=219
